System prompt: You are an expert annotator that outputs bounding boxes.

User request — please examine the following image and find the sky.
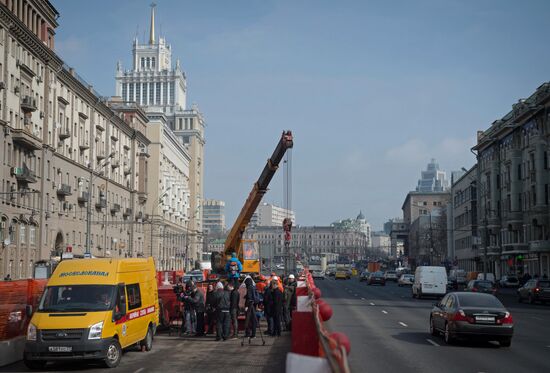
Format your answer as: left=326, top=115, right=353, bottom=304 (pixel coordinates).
left=53, top=0, right=550, bottom=230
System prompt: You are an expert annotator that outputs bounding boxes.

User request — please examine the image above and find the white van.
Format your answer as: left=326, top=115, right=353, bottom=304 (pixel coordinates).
left=412, top=266, right=447, bottom=299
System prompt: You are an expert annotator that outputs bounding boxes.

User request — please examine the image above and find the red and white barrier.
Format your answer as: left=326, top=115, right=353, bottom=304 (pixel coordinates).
left=289, top=270, right=351, bottom=373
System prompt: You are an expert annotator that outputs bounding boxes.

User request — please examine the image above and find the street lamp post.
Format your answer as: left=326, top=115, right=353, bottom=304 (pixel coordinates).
left=150, top=187, right=171, bottom=268
left=85, top=154, right=113, bottom=257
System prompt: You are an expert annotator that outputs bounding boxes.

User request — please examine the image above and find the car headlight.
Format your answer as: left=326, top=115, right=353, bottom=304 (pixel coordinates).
left=88, top=321, right=104, bottom=340
left=27, top=323, right=37, bottom=341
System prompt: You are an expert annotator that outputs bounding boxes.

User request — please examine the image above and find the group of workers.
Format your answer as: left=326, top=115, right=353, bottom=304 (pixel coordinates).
left=175, top=252, right=298, bottom=341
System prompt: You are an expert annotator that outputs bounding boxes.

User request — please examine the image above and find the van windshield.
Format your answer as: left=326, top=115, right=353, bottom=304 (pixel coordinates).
left=38, top=285, right=116, bottom=312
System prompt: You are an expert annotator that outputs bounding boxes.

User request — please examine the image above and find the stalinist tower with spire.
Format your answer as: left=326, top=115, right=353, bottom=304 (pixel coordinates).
left=115, top=4, right=205, bottom=269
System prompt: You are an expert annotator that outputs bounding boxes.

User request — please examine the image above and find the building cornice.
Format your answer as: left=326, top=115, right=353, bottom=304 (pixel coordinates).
left=0, top=4, right=62, bottom=68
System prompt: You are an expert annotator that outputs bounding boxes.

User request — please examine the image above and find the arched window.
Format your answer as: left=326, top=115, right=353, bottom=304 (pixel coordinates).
left=9, top=219, right=17, bottom=243
left=146, top=57, right=150, bottom=68
left=20, top=222, right=26, bottom=245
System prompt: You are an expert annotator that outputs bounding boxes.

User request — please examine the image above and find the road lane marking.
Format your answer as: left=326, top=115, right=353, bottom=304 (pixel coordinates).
left=398, top=322, right=408, bottom=327
left=176, top=342, right=184, bottom=348
left=426, top=339, right=440, bottom=346
left=532, top=316, right=543, bottom=321
left=382, top=310, right=388, bottom=314
left=370, top=302, right=375, bottom=305
left=134, top=368, right=145, bottom=373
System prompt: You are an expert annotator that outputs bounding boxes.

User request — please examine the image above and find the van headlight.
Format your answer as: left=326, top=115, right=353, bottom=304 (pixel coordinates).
left=27, top=323, right=37, bottom=341
left=88, top=321, right=104, bottom=340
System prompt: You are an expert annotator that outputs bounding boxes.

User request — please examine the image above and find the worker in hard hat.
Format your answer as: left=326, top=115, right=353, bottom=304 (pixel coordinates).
left=225, top=252, right=242, bottom=287
left=283, top=274, right=297, bottom=331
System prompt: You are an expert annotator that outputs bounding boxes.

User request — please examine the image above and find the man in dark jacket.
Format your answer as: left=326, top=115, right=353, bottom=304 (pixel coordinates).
left=244, top=277, right=257, bottom=338
left=283, top=274, right=297, bottom=331
left=214, top=281, right=231, bottom=341
left=228, top=282, right=240, bottom=339
left=205, top=284, right=216, bottom=335
left=190, top=283, right=206, bottom=337
left=268, top=279, right=283, bottom=336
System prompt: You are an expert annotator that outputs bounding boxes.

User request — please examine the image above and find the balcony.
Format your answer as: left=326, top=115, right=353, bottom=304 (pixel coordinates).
left=79, top=140, right=90, bottom=151
left=11, top=128, right=41, bottom=151
left=529, top=240, right=550, bottom=253
left=123, top=208, right=132, bottom=218
left=95, top=198, right=107, bottom=209
left=123, top=167, right=132, bottom=176
left=138, top=192, right=147, bottom=203
left=11, top=164, right=37, bottom=184
left=135, top=211, right=144, bottom=221
left=501, top=243, right=529, bottom=255
left=96, top=151, right=106, bottom=161
left=58, top=127, right=71, bottom=140
left=56, top=184, right=72, bottom=196
left=77, top=192, right=89, bottom=203
left=111, top=203, right=121, bottom=214
left=20, top=95, right=37, bottom=112
left=111, top=160, right=120, bottom=169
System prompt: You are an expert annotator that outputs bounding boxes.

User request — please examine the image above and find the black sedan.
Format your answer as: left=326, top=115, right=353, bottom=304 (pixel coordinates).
left=517, top=279, right=550, bottom=304
left=429, top=292, right=514, bottom=346
left=367, top=271, right=386, bottom=286
left=359, top=271, right=370, bottom=282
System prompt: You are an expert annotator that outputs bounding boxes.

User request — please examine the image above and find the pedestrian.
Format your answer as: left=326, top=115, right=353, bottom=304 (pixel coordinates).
left=269, top=279, right=283, bottom=337
left=244, top=276, right=258, bottom=339
left=283, top=274, right=297, bottom=331
left=214, top=281, right=231, bottom=341
left=228, top=282, right=240, bottom=339
left=181, top=282, right=196, bottom=335
left=256, top=275, right=268, bottom=294
left=3, top=274, right=11, bottom=281
left=205, top=284, right=216, bottom=335
left=225, top=252, right=243, bottom=287
left=190, top=283, right=205, bottom=337
left=263, top=280, right=274, bottom=335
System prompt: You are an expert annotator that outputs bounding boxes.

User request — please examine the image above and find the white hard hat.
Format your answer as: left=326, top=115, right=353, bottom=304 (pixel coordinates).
left=289, top=274, right=295, bottom=279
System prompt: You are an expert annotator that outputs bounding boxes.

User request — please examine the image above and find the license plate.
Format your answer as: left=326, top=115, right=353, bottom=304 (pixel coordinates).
left=423, top=284, right=433, bottom=288
left=48, top=346, right=72, bottom=352
left=475, top=316, right=495, bottom=323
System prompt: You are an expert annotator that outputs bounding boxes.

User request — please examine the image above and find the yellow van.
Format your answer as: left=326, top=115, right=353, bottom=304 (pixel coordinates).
left=24, top=258, right=159, bottom=369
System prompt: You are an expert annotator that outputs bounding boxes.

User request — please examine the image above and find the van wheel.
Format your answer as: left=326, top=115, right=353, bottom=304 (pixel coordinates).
left=141, top=326, right=153, bottom=351
left=23, top=359, right=46, bottom=370
left=103, top=339, right=122, bottom=368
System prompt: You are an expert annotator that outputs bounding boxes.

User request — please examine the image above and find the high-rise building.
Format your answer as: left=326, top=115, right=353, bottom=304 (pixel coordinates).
left=250, top=203, right=295, bottom=228
left=115, top=5, right=205, bottom=268
left=416, top=158, right=448, bottom=192
left=202, top=199, right=226, bottom=234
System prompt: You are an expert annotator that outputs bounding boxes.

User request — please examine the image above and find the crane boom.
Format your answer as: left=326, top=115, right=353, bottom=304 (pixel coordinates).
left=212, top=131, right=294, bottom=274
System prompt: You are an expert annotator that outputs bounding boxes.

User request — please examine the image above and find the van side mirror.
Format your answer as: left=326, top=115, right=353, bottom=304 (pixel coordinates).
left=25, top=305, right=33, bottom=317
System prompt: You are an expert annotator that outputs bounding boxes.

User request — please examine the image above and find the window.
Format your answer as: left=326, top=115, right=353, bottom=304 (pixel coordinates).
left=19, top=223, right=26, bottom=245
left=126, top=283, right=142, bottom=310
left=122, top=83, right=128, bottom=101
left=129, top=83, right=134, bottom=102
left=170, top=82, right=175, bottom=104
left=29, top=226, right=35, bottom=245
left=155, top=82, right=160, bottom=104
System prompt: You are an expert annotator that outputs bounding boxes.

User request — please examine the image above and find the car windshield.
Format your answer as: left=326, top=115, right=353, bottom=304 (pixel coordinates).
left=476, top=281, right=493, bottom=289
left=539, top=281, right=550, bottom=288
left=38, top=285, right=116, bottom=312
left=458, top=293, right=503, bottom=308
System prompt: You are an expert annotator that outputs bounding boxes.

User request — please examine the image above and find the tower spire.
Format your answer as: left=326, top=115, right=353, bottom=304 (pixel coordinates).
left=149, top=3, right=156, bottom=44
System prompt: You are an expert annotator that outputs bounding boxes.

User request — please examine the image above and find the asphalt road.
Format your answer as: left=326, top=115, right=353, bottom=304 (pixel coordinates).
left=317, top=277, right=550, bottom=373
left=0, top=326, right=290, bottom=373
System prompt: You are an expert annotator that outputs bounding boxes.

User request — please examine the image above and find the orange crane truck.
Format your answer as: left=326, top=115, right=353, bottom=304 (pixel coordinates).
left=212, top=131, right=294, bottom=275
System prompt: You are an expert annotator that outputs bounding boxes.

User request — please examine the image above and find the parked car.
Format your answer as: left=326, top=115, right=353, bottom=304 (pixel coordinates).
left=384, top=270, right=398, bottom=282
left=499, top=275, right=520, bottom=288
left=311, top=270, right=325, bottom=280
left=398, top=274, right=415, bottom=286
left=517, top=279, right=550, bottom=304
left=183, top=270, right=205, bottom=283
left=326, top=268, right=335, bottom=277
left=367, top=271, right=386, bottom=286
left=476, top=273, right=496, bottom=284
left=412, top=266, right=447, bottom=299
left=465, top=280, right=497, bottom=295
left=359, top=271, right=370, bottom=282
left=429, top=292, right=514, bottom=346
